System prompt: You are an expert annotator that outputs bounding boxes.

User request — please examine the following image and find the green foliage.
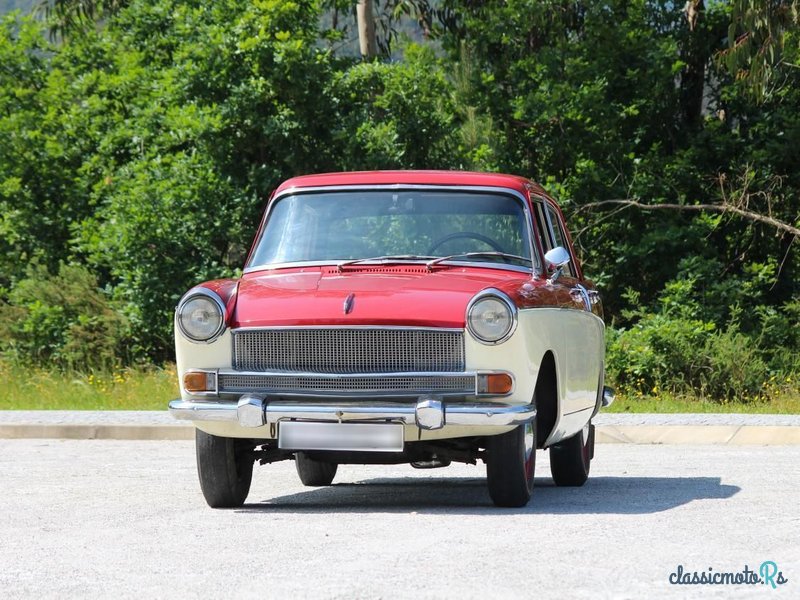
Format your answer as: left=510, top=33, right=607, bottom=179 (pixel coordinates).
left=0, top=0, right=797, bottom=408
left=719, top=0, right=800, bottom=100
left=331, top=43, right=460, bottom=169
left=607, top=270, right=800, bottom=402
left=0, top=264, right=129, bottom=370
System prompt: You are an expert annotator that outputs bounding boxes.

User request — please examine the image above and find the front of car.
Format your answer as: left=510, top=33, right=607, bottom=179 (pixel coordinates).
left=169, top=171, right=604, bottom=508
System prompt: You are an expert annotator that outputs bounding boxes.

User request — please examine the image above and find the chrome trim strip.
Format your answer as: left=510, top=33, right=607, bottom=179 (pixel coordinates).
left=217, top=374, right=475, bottom=398
left=230, top=325, right=464, bottom=332
left=169, top=398, right=536, bottom=428
left=465, top=288, right=519, bottom=346
left=219, top=369, right=476, bottom=378
left=245, top=184, right=540, bottom=276
left=210, top=369, right=514, bottom=398
left=174, top=288, right=227, bottom=344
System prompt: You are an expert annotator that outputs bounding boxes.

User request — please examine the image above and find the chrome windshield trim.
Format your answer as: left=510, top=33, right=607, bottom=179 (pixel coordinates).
left=246, top=184, right=540, bottom=276
left=243, top=260, right=533, bottom=276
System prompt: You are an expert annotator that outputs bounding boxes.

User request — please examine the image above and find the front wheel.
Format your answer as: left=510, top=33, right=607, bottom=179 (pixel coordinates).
left=195, top=430, right=254, bottom=508
left=485, top=421, right=536, bottom=507
left=549, top=422, right=593, bottom=486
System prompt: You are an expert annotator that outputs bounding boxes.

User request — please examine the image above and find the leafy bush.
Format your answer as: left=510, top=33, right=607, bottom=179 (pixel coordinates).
left=0, top=264, right=129, bottom=371
left=607, top=272, right=799, bottom=402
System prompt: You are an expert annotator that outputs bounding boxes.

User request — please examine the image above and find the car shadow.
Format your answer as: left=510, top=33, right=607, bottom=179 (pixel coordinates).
left=238, top=475, right=740, bottom=515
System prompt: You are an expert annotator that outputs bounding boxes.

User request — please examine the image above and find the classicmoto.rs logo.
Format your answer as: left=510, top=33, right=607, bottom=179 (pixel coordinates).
left=669, top=562, right=788, bottom=588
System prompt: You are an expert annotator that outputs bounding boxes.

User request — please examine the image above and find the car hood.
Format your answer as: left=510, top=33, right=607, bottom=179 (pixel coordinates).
left=232, top=266, right=527, bottom=328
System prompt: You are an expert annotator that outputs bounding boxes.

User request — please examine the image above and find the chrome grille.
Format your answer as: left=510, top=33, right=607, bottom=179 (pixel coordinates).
left=218, top=373, right=475, bottom=396
left=232, top=328, right=465, bottom=373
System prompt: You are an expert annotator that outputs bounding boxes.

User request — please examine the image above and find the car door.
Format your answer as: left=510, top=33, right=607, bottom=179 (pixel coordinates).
left=538, top=199, right=604, bottom=415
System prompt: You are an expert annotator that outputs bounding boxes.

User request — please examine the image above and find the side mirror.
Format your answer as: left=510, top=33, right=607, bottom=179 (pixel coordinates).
left=544, top=246, right=570, bottom=269
left=544, top=246, right=570, bottom=284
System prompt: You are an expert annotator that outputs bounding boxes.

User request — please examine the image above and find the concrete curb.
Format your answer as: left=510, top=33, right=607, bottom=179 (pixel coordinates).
left=0, top=424, right=194, bottom=441
left=596, top=425, right=800, bottom=445
left=1, top=418, right=800, bottom=444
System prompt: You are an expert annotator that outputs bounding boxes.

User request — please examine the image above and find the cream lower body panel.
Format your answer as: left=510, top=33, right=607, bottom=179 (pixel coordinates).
left=515, top=308, right=604, bottom=446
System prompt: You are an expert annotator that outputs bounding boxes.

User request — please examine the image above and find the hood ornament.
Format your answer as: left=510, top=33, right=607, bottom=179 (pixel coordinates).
left=343, top=293, right=355, bottom=315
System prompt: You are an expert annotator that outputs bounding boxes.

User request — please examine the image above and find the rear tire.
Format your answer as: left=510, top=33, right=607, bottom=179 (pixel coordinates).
left=295, top=452, right=338, bottom=486
left=195, top=430, right=254, bottom=508
left=486, top=422, right=536, bottom=507
left=549, top=422, right=593, bottom=486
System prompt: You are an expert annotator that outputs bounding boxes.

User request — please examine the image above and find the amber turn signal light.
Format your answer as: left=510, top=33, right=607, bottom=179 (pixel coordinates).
left=477, top=373, right=513, bottom=395
left=183, top=371, right=215, bottom=393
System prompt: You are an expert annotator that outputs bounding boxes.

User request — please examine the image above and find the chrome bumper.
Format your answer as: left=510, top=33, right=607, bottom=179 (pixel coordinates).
left=602, top=386, right=615, bottom=408
left=168, top=395, right=536, bottom=431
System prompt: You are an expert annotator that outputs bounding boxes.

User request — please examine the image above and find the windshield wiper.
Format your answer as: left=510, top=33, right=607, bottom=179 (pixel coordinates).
left=425, top=252, right=533, bottom=271
left=336, top=255, right=438, bottom=272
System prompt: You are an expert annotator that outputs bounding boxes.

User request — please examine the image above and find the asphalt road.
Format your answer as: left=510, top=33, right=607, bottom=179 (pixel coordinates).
left=1, top=440, right=798, bottom=599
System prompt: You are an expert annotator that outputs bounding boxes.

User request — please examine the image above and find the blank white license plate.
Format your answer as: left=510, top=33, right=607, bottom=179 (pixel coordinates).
left=278, top=422, right=404, bottom=452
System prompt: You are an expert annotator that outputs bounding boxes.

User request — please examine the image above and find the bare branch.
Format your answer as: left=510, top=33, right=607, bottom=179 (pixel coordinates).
left=576, top=199, right=800, bottom=238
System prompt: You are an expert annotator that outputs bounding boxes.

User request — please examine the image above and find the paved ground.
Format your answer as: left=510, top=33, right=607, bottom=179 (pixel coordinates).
left=1, top=440, right=797, bottom=599
left=2, top=410, right=800, bottom=443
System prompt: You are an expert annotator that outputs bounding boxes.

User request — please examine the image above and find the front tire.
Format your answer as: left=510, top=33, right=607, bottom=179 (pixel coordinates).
left=549, top=422, right=593, bottom=486
left=295, top=452, right=338, bottom=486
left=486, top=421, right=536, bottom=507
left=195, top=430, right=254, bottom=508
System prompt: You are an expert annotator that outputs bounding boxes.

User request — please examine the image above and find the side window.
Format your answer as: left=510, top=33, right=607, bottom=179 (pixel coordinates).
left=544, top=203, right=576, bottom=278
left=532, top=201, right=553, bottom=253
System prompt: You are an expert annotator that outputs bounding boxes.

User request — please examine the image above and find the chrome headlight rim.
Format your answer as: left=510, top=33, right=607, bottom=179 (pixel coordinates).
left=175, top=288, right=227, bottom=344
left=465, top=288, right=518, bottom=345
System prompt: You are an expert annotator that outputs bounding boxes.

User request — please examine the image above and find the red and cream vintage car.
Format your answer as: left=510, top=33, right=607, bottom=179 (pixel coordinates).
left=169, top=171, right=613, bottom=508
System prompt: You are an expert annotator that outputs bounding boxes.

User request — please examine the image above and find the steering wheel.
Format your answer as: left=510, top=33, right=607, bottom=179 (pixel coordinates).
left=427, top=231, right=506, bottom=254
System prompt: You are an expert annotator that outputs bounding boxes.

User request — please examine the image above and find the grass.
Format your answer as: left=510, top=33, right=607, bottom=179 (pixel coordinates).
left=606, top=390, right=800, bottom=414
left=0, top=361, right=178, bottom=410
left=0, top=360, right=798, bottom=413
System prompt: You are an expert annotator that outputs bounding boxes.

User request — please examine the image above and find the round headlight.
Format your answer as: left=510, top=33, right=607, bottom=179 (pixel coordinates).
left=177, top=293, right=225, bottom=342
left=467, top=292, right=517, bottom=344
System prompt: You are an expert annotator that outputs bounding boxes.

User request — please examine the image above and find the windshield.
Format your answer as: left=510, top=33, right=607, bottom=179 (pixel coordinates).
left=247, top=190, right=533, bottom=270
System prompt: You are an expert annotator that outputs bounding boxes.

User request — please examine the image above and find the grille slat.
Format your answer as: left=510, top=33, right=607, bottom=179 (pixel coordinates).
left=232, top=328, right=465, bottom=374
left=218, top=373, right=474, bottom=395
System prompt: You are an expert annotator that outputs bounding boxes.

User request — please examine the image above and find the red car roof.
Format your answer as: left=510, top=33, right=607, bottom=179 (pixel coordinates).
left=274, top=170, right=547, bottom=197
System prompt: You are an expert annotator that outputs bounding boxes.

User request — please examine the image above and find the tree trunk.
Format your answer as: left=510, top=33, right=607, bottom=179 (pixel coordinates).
left=357, top=0, right=378, bottom=58
left=681, top=0, right=706, bottom=127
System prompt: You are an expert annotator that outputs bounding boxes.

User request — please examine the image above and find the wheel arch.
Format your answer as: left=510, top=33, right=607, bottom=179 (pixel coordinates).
left=534, top=350, right=559, bottom=449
